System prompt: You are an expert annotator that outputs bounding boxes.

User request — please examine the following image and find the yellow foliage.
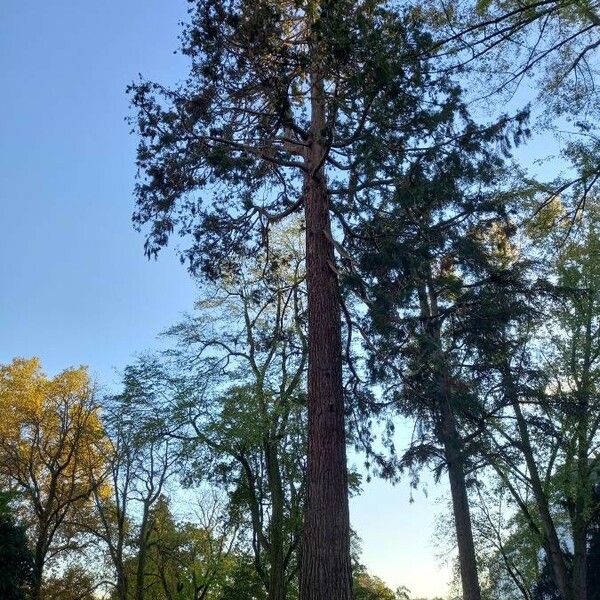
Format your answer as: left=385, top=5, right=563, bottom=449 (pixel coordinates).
left=0, top=357, right=109, bottom=522
left=526, top=195, right=568, bottom=241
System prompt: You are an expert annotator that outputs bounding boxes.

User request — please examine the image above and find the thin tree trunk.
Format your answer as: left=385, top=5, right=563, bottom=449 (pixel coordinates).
left=502, top=365, right=573, bottom=600
left=572, top=389, right=589, bottom=600
left=31, top=546, right=45, bottom=600
left=572, top=294, right=593, bottom=600
left=135, top=507, right=151, bottom=600
left=417, top=278, right=481, bottom=600
left=572, top=522, right=587, bottom=600
left=266, top=440, right=287, bottom=600
left=299, top=61, right=352, bottom=600
left=115, top=568, right=128, bottom=600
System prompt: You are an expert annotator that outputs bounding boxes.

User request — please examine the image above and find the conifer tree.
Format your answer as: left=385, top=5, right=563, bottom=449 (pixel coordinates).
left=342, top=98, right=528, bottom=600
left=0, top=492, right=34, bottom=600
left=128, top=2, right=469, bottom=597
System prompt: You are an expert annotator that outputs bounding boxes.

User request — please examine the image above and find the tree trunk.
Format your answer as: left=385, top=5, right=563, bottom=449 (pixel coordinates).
left=502, top=366, right=573, bottom=600
left=572, top=297, right=593, bottom=600
left=135, top=507, right=151, bottom=600
left=31, top=551, right=44, bottom=600
left=417, top=278, right=481, bottom=600
left=439, top=399, right=482, bottom=600
left=31, top=524, right=48, bottom=600
left=266, top=440, right=287, bottom=600
left=299, top=63, right=352, bottom=600
left=135, top=543, right=148, bottom=600
left=115, top=569, right=128, bottom=600
left=572, top=522, right=588, bottom=600
left=572, top=388, right=589, bottom=600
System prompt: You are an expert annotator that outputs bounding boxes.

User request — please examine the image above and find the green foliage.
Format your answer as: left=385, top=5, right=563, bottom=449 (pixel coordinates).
left=113, top=240, right=307, bottom=599
left=343, top=72, right=529, bottom=480
left=0, top=492, right=34, bottom=600
left=218, top=556, right=268, bottom=600
left=128, top=495, right=240, bottom=600
left=127, top=0, right=491, bottom=279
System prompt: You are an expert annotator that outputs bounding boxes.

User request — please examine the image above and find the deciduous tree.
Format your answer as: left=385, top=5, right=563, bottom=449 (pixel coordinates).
left=0, top=358, right=107, bottom=600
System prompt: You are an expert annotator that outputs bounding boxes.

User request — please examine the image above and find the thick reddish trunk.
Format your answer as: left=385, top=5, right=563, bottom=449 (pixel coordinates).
left=299, top=68, right=352, bottom=598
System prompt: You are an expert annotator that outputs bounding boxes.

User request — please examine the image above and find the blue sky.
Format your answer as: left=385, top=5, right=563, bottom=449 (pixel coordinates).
left=1, top=1, right=198, bottom=387
left=2, top=2, right=562, bottom=596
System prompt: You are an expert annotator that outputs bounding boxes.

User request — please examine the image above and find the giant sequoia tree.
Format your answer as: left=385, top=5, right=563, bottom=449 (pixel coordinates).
left=128, top=2, right=463, bottom=597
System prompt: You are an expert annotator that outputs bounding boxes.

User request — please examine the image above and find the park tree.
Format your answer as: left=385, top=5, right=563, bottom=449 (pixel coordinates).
left=90, top=366, right=181, bottom=600
left=525, top=205, right=600, bottom=600
left=0, top=358, right=107, bottom=600
left=134, top=233, right=308, bottom=600
left=41, top=565, right=100, bottom=600
left=88, top=404, right=137, bottom=600
left=442, top=0, right=600, bottom=109
left=340, top=79, right=528, bottom=600
left=449, top=197, right=600, bottom=600
left=141, top=494, right=238, bottom=600
left=127, top=2, right=495, bottom=596
left=218, top=554, right=269, bottom=600
left=468, top=471, right=600, bottom=600
left=352, top=570, right=405, bottom=600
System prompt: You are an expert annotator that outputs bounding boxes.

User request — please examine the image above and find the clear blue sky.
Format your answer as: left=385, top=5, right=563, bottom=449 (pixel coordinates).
left=3, top=2, right=561, bottom=596
left=0, top=1, right=197, bottom=388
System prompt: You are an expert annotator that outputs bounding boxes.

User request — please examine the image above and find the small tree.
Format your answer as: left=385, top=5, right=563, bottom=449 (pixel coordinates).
left=137, top=233, right=307, bottom=600
left=91, top=368, right=180, bottom=600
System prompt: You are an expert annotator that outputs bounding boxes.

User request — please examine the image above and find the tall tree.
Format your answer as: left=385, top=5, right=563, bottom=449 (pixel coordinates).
left=459, top=198, right=600, bottom=600
left=128, top=3, right=466, bottom=596
left=94, top=365, right=180, bottom=600
left=342, top=96, right=528, bottom=600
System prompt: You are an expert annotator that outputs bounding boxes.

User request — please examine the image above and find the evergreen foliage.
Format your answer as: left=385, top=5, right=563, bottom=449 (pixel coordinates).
left=0, top=492, right=34, bottom=600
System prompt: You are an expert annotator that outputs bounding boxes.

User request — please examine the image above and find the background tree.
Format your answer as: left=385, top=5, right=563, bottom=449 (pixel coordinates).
left=95, top=365, right=181, bottom=600
left=141, top=493, right=237, bottom=600
left=0, top=358, right=107, bottom=600
left=0, top=491, right=34, bottom=600
left=88, top=399, right=138, bottom=600
left=353, top=570, right=406, bottom=600
left=41, top=565, right=100, bottom=600
left=139, top=234, right=308, bottom=600
left=447, top=197, right=600, bottom=600
left=341, top=77, right=528, bottom=599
